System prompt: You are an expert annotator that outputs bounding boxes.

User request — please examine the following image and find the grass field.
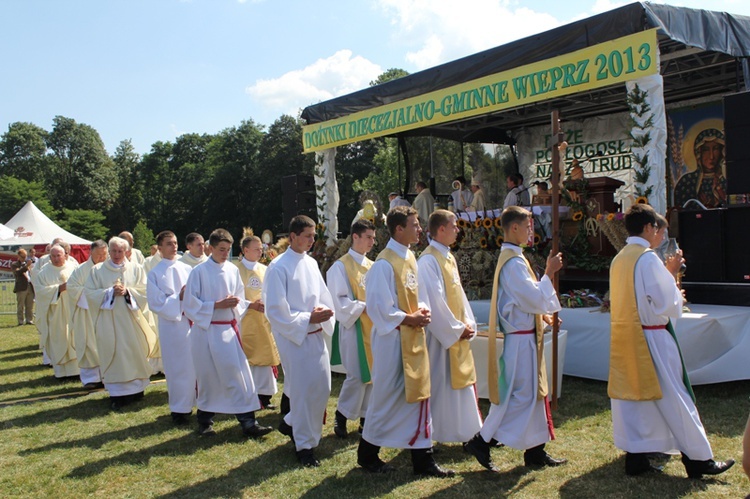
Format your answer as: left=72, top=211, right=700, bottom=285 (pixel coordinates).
left=0, top=315, right=748, bottom=498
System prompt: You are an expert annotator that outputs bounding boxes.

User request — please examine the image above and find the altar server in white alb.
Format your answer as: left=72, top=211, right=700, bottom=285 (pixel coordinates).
left=237, top=231, right=281, bottom=410
left=608, top=204, right=734, bottom=478
left=180, top=232, right=208, bottom=268
left=418, top=210, right=482, bottom=446
left=35, top=244, right=79, bottom=379
left=183, top=228, right=272, bottom=438
left=67, top=240, right=108, bottom=389
left=327, top=218, right=377, bottom=438
left=146, top=230, right=197, bottom=425
left=264, top=215, right=335, bottom=468
left=465, top=206, right=566, bottom=471
left=357, top=206, right=454, bottom=477
left=85, top=237, right=157, bottom=410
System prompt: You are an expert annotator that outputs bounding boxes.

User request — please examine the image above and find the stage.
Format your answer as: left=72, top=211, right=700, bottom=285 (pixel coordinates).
left=472, top=301, right=750, bottom=385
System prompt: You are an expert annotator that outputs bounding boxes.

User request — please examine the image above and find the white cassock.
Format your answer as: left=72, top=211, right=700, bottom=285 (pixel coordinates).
left=238, top=259, right=277, bottom=397
left=611, top=237, right=713, bottom=460
left=363, top=239, right=432, bottom=450
left=468, top=188, right=487, bottom=212
left=147, top=258, right=197, bottom=414
left=180, top=252, right=207, bottom=268
left=264, top=249, right=335, bottom=452
left=67, top=259, right=101, bottom=385
left=36, top=261, right=79, bottom=378
left=326, top=249, right=371, bottom=420
left=85, top=259, right=156, bottom=396
left=130, top=248, right=146, bottom=267
left=479, top=244, right=560, bottom=450
left=183, top=258, right=260, bottom=415
left=418, top=241, right=482, bottom=443
left=413, top=189, right=435, bottom=224
left=451, top=188, right=473, bottom=211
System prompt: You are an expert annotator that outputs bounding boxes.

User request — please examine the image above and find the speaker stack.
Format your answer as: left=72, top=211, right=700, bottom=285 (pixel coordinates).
left=724, top=91, right=750, bottom=195
left=281, top=174, right=317, bottom=231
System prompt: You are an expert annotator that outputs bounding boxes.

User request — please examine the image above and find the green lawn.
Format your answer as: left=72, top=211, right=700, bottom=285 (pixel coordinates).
left=0, top=315, right=747, bottom=498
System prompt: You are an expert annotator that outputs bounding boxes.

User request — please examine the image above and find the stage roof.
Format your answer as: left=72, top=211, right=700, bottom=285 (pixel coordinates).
left=301, top=2, right=750, bottom=145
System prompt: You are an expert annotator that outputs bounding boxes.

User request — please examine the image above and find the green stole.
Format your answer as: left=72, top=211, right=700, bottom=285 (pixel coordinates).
left=330, top=253, right=374, bottom=383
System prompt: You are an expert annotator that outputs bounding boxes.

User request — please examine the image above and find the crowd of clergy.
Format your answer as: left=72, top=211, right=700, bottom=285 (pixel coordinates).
left=25, top=204, right=734, bottom=478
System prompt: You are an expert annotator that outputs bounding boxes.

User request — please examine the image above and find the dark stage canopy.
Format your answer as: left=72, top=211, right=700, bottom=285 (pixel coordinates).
left=301, top=2, right=750, bottom=145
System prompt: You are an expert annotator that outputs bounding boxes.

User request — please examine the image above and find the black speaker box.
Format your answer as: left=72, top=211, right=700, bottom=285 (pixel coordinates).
left=723, top=92, right=750, bottom=194
left=678, top=209, right=725, bottom=282
left=282, top=174, right=315, bottom=193
left=724, top=206, right=750, bottom=283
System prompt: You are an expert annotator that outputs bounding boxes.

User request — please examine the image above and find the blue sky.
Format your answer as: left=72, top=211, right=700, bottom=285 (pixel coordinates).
left=2, top=0, right=749, bottom=155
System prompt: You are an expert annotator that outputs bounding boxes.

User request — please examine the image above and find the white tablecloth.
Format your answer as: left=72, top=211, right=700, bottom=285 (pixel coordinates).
left=548, top=304, right=750, bottom=385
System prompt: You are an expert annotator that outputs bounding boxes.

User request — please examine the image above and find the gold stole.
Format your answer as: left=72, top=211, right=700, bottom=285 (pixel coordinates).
left=487, top=248, right=548, bottom=405
left=377, top=248, right=430, bottom=403
left=608, top=244, right=662, bottom=400
left=239, top=263, right=281, bottom=366
left=421, top=246, right=476, bottom=389
left=340, top=253, right=374, bottom=378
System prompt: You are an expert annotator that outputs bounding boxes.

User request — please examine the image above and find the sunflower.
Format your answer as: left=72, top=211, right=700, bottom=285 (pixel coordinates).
left=572, top=211, right=584, bottom=221
left=483, top=217, right=493, bottom=229
left=533, top=233, right=541, bottom=244
left=636, top=196, right=649, bottom=204
left=596, top=213, right=604, bottom=221
left=494, top=217, right=503, bottom=229
left=606, top=213, right=615, bottom=221
left=474, top=218, right=483, bottom=228
left=495, top=234, right=504, bottom=247
left=480, top=237, right=488, bottom=249
left=457, top=218, right=467, bottom=229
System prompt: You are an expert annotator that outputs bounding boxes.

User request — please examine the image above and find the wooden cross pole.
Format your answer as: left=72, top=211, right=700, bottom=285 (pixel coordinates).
left=550, top=110, right=563, bottom=410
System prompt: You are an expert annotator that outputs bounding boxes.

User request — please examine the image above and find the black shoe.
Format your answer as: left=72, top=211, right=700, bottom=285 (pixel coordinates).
left=197, top=423, right=216, bottom=436
left=278, top=419, right=294, bottom=441
left=358, top=417, right=365, bottom=434
left=171, top=412, right=191, bottom=425
left=333, top=410, right=348, bottom=438
left=524, top=449, right=567, bottom=467
left=280, top=393, right=290, bottom=416
left=258, top=394, right=277, bottom=410
left=358, top=457, right=396, bottom=473
left=297, top=448, right=320, bottom=467
left=465, top=433, right=499, bottom=472
left=681, top=453, right=735, bottom=479
left=83, top=382, right=105, bottom=390
left=414, top=462, right=456, bottom=478
left=242, top=421, right=273, bottom=438
left=625, top=452, right=663, bottom=476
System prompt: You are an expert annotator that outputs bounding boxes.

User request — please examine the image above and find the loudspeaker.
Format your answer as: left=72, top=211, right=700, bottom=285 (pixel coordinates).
left=281, top=208, right=317, bottom=233
left=282, top=174, right=315, bottom=193
left=723, top=92, right=750, bottom=194
left=678, top=209, right=724, bottom=282
left=724, top=206, right=750, bottom=282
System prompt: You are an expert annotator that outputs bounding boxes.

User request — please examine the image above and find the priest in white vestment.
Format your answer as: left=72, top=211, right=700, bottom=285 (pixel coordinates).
left=119, top=231, right=146, bottom=267
left=67, top=240, right=108, bottom=388
left=179, top=232, right=208, bottom=268
left=264, top=215, right=335, bottom=468
left=327, top=219, right=376, bottom=438
left=357, top=206, right=454, bottom=477
left=183, top=229, right=272, bottom=438
left=412, top=181, right=435, bottom=225
left=238, top=234, right=280, bottom=410
left=418, top=210, right=482, bottom=445
left=465, top=207, right=566, bottom=471
left=36, top=245, right=79, bottom=379
left=608, top=204, right=734, bottom=478
left=147, top=231, right=197, bottom=425
left=85, top=237, right=156, bottom=410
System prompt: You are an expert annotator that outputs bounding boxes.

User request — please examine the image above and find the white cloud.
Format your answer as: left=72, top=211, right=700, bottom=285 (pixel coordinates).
left=246, top=50, right=382, bottom=118
left=376, top=0, right=561, bottom=70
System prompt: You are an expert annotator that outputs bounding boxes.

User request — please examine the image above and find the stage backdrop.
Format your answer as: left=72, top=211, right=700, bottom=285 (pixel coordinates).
left=515, top=112, right=635, bottom=207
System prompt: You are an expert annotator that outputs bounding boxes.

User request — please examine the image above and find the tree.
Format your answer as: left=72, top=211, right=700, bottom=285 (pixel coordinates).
left=45, top=116, right=119, bottom=211
left=132, top=219, right=155, bottom=253
left=57, top=208, right=109, bottom=241
left=108, top=139, right=142, bottom=233
left=369, top=68, right=409, bottom=87
left=0, top=176, right=54, bottom=222
left=0, top=122, right=49, bottom=182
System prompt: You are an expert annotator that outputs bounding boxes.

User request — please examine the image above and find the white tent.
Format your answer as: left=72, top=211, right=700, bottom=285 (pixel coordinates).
left=1, top=201, right=90, bottom=246
left=0, top=223, right=13, bottom=240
